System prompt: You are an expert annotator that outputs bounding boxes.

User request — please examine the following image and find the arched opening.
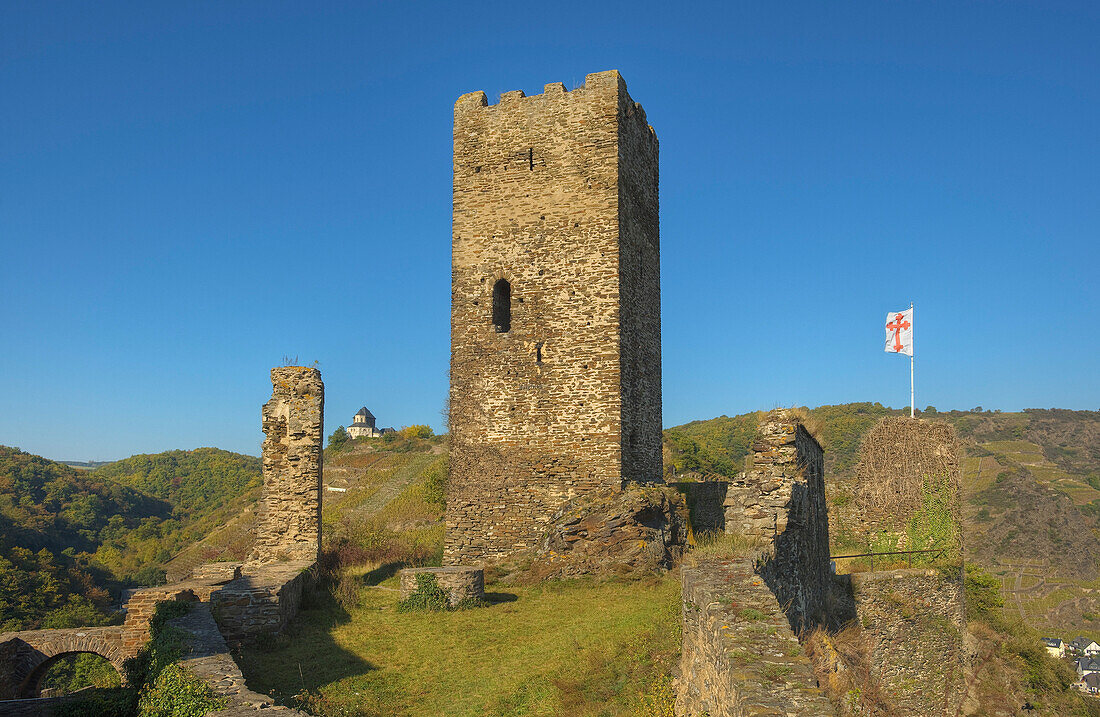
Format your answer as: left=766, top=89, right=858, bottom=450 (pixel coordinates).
left=492, top=279, right=511, bottom=333
left=23, top=652, right=122, bottom=698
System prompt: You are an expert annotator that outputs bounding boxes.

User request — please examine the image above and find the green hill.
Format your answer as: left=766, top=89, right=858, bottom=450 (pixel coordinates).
left=0, top=445, right=263, bottom=630
left=93, top=448, right=261, bottom=518
left=0, top=446, right=167, bottom=629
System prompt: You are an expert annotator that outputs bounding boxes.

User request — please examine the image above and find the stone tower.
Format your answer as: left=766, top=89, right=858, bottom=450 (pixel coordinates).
left=446, top=70, right=661, bottom=564
left=250, top=366, right=324, bottom=564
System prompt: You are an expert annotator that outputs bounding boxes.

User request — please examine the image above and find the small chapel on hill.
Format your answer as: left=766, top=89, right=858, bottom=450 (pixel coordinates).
left=346, top=407, right=393, bottom=439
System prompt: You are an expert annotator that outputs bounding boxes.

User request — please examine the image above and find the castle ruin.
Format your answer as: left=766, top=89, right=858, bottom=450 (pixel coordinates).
left=0, top=367, right=322, bottom=712
left=446, top=70, right=662, bottom=564
left=250, top=366, right=325, bottom=563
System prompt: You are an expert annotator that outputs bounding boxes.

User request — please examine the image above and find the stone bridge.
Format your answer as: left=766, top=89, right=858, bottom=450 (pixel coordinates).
left=0, top=626, right=128, bottom=699
left=0, top=583, right=202, bottom=699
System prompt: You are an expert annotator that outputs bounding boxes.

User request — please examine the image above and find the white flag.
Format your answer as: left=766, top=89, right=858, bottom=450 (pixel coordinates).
left=885, top=308, right=913, bottom=357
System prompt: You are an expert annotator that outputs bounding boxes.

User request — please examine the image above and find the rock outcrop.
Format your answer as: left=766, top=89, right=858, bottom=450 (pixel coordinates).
left=529, top=484, right=688, bottom=578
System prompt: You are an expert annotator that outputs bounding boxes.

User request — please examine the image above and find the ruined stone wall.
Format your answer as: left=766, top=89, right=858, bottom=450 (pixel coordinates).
left=847, top=569, right=966, bottom=716
left=169, top=604, right=308, bottom=715
left=839, top=416, right=961, bottom=550
left=447, top=70, right=661, bottom=563
left=677, top=559, right=835, bottom=717
left=250, top=366, right=323, bottom=564
left=0, top=689, right=98, bottom=716
left=209, top=561, right=315, bottom=642
left=723, top=410, right=831, bottom=632
left=824, top=418, right=966, bottom=716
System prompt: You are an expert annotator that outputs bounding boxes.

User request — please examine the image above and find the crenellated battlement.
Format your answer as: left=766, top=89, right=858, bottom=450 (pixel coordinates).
left=453, top=70, right=655, bottom=138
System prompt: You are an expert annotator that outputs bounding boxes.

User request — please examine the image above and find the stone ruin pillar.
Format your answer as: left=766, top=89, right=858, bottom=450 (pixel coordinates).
left=730, top=409, right=830, bottom=632
left=249, top=366, right=324, bottom=564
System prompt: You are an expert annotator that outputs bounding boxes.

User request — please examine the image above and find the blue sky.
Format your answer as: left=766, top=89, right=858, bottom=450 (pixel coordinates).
left=2, top=1, right=1097, bottom=460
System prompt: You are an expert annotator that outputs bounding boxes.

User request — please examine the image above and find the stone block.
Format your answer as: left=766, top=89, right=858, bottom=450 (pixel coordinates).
left=399, top=567, right=484, bottom=607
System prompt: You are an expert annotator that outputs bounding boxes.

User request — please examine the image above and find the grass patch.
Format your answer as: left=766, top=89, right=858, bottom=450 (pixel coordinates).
left=238, top=573, right=682, bottom=717
left=685, top=530, right=763, bottom=565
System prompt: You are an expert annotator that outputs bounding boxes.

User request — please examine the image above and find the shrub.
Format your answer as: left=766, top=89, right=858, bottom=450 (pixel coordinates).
left=137, top=662, right=226, bottom=717
left=396, top=573, right=450, bottom=612
left=964, top=564, right=1004, bottom=619
left=422, top=457, right=448, bottom=508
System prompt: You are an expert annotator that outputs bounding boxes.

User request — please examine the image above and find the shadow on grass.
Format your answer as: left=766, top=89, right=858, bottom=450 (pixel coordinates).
left=235, top=584, right=375, bottom=709
left=485, top=591, right=518, bottom=604
left=363, top=562, right=404, bottom=586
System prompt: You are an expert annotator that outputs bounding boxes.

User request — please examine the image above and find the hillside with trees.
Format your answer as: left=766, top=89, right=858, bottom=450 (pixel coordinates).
left=0, top=445, right=262, bottom=631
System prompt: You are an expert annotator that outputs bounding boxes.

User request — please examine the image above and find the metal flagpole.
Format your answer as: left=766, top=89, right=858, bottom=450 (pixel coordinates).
left=910, top=302, right=914, bottom=418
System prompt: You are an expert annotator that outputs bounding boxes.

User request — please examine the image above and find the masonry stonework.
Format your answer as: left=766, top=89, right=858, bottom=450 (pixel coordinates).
left=446, top=70, right=662, bottom=564
left=677, top=559, right=836, bottom=717
left=847, top=569, right=966, bottom=716
left=747, top=411, right=831, bottom=632
left=250, top=366, right=324, bottom=564
left=399, top=567, right=485, bottom=607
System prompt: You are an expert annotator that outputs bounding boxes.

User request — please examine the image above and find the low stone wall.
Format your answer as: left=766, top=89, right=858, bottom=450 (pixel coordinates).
left=399, top=567, right=484, bottom=606
left=170, top=604, right=307, bottom=715
left=677, top=558, right=835, bottom=717
left=122, top=585, right=201, bottom=650
left=848, top=568, right=966, bottom=716
left=0, top=687, right=94, bottom=716
left=190, top=562, right=243, bottom=583
left=210, top=561, right=315, bottom=642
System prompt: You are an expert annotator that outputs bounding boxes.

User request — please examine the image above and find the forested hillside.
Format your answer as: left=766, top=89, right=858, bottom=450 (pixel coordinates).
left=0, top=445, right=261, bottom=631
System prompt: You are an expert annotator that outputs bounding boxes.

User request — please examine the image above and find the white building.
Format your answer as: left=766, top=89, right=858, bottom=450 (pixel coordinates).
left=1042, top=637, right=1065, bottom=658
left=346, top=407, right=394, bottom=439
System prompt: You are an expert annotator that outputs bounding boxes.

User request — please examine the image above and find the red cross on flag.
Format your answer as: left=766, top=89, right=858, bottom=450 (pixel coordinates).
left=885, top=308, right=913, bottom=357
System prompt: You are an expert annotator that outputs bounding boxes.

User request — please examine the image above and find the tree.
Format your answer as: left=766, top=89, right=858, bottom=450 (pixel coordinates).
left=328, top=426, right=349, bottom=451
left=399, top=425, right=433, bottom=440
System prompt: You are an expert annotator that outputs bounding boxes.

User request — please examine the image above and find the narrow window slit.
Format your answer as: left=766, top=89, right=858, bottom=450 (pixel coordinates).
left=492, top=279, right=511, bottom=333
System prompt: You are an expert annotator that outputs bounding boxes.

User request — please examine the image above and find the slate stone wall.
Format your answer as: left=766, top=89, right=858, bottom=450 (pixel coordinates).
left=673, top=480, right=728, bottom=533
left=447, top=70, right=661, bottom=564
left=847, top=569, right=966, bottom=716
left=251, top=367, right=324, bottom=564
left=170, top=604, right=308, bottom=715
left=715, top=410, right=832, bottom=633
left=677, top=559, right=835, bottom=717
left=209, top=561, right=315, bottom=642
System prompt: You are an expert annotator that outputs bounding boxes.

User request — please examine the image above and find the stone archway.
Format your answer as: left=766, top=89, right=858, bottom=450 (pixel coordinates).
left=0, top=627, right=127, bottom=699
left=19, top=648, right=126, bottom=698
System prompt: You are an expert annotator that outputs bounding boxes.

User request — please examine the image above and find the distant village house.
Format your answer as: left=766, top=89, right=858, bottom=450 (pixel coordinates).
left=1070, top=637, right=1100, bottom=657
left=1042, top=637, right=1065, bottom=658
left=1078, top=655, right=1100, bottom=678
left=346, top=407, right=394, bottom=439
